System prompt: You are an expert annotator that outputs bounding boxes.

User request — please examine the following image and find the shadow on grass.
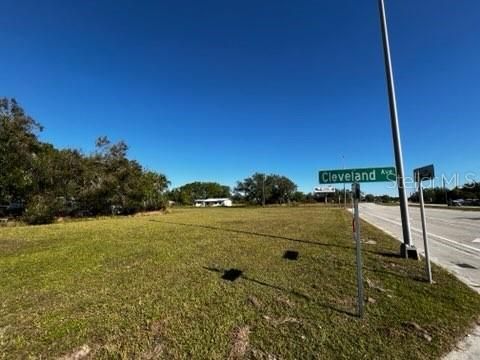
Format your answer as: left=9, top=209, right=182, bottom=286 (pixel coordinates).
left=149, top=220, right=409, bottom=259
left=283, top=250, right=299, bottom=260
left=203, top=266, right=356, bottom=317
left=365, top=266, right=427, bottom=283
left=376, top=251, right=402, bottom=259
left=149, top=219, right=353, bottom=250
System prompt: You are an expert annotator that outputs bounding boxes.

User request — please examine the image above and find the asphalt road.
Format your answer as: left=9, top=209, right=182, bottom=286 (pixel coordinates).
left=358, top=203, right=480, bottom=293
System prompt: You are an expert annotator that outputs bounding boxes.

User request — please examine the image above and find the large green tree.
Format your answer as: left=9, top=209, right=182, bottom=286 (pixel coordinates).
left=78, top=136, right=169, bottom=214
left=234, top=173, right=297, bottom=205
left=0, top=98, right=170, bottom=222
left=168, top=182, right=231, bottom=205
left=0, top=98, right=43, bottom=203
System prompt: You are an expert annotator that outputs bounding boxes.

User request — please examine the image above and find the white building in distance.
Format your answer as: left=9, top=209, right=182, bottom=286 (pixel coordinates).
left=194, top=198, right=233, bottom=207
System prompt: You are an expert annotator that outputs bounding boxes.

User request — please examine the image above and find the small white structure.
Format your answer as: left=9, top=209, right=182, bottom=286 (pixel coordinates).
left=314, top=186, right=335, bottom=194
left=194, top=198, right=232, bottom=207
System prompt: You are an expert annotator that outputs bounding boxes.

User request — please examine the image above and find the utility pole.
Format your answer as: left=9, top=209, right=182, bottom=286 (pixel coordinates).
left=343, top=155, right=347, bottom=208
left=262, top=173, right=266, bottom=207
left=443, top=177, right=448, bottom=205
left=378, top=0, right=417, bottom=259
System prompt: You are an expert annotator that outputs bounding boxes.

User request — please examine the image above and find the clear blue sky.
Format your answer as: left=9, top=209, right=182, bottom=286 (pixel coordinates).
left=2, top=0, right=479, bottom=195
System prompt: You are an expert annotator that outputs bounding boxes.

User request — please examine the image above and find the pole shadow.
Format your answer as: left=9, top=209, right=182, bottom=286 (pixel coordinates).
left=376, top=251, right=402, bottom=259
left=149, top=219, right=354, bottom=251
left=202, top=266, right=356, bottom=317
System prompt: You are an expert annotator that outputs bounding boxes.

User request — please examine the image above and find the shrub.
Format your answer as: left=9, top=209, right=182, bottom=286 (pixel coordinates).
left=143, top=195, right=168, bottom=212
left=23, top=195, right=61, bottom=225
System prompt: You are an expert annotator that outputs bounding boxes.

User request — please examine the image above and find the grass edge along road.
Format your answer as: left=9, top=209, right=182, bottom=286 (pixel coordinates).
left=1, top=206, right=479, bottom=359
left=378, top=202, right=480, bottom=212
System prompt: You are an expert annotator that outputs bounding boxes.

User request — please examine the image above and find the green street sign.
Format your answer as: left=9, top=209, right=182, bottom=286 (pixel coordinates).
left=319, top=167, right=396, bottom=184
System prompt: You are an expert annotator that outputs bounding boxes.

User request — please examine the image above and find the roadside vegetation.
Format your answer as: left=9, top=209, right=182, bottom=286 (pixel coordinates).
left=0, top=98, right=169, bottom=224
left=1, top=206, right=479, bottom=359
left=233, top=173, right=298, bottom=205
left=409, top=184, right=480, bottom=206
left=167, top=174, right=307, bottom=206
left=1, top=98, right=312, bottom=224
left=167, top=182, right=231, bottom=205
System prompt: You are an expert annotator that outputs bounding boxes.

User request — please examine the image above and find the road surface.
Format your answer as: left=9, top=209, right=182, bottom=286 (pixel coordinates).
left=358, top=203, right=480, bottom=292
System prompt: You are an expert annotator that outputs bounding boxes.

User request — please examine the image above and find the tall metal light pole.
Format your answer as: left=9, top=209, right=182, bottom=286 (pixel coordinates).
left=378, top=0, right=417, bottom=258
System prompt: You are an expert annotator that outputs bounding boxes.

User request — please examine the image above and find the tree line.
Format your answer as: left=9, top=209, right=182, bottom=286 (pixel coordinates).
left=0, top=98, right=169, bottom=224
left=167, top=173, right=304, bottom=206
left=409, top=183, right=480, bottom=205
left=168, top=182, right=231, bottom=205
left=6, top=98, right=421, bottom=224
left=1, top=99, right=308, bottom=224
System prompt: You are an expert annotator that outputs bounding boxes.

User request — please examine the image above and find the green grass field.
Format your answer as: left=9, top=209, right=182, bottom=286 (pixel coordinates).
left=1, top=206, right=479, bottom=359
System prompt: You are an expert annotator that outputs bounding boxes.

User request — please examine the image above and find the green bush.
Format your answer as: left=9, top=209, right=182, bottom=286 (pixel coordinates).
left=23, top=195, right=61, bottom=225
left=143, top=195, right=168, bottom=212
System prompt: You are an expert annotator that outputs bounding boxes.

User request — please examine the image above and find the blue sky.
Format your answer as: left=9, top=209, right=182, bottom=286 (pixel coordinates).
left=2, top=0, right=479, bottom=195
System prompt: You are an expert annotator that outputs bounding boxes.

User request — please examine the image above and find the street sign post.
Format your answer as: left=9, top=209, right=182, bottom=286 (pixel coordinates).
left=352, top=183, right=364, bottom=318
left=318, top=166, right=396, bottom=318
left=414, top=164, right=435, bottom=283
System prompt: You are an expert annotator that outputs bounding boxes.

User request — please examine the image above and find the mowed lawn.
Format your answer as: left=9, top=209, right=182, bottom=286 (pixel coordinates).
left=1, top=207, right=479, bottom=359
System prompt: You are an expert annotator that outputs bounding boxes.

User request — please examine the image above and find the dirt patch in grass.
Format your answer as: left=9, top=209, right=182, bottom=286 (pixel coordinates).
left=247, top=295, right=262, bottom=309
left=262, top=315, right=301, bottom=327
left=228, top=326, right=250, bottom=360
left=275, top=296, right=294, bottom=308
left=404, top=322, right=433, bottom=342
left=58, top=344, right=91, bottom=360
